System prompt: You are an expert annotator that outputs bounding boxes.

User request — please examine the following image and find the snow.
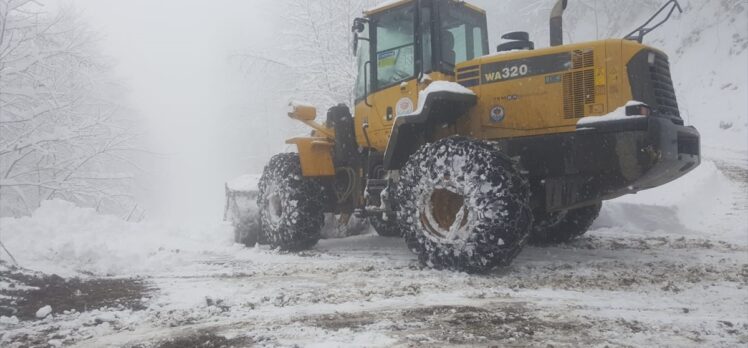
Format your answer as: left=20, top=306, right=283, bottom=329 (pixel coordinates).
left=400, top=81, right=476, bottom=119
left=0, top=200, right=236, bottom=277
left=3, top=173, right=748, bottom=346
left=650, top=0, right=748, bottom=153
left=225, top=174, right=261, bottom=193
left=365, top=0, right=405, bottom=14
left=288, top=100, right=315, bottom=109
left=1, top=1, right=747, bottom=346
left=577, top=101, right=647, bottom=126
left=35, top=306, right=52, bottom=319
left=603, top=159, right=747, bottom=243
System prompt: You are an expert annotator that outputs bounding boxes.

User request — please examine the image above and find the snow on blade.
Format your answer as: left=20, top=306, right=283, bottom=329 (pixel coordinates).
left=288, top=100, right=315, bottom=109
left=226, top=174, right=261, bottom=193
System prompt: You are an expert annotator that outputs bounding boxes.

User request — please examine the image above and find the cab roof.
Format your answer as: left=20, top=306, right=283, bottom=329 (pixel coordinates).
left=364, top=0, right=486, bottom=16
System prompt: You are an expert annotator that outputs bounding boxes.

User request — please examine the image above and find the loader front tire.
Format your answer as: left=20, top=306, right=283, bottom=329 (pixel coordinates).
left=529, top=203, right=602, bottom=245
left=397, top=137, right=533, bottom=273
left=258, top=153, right=324, bottom=251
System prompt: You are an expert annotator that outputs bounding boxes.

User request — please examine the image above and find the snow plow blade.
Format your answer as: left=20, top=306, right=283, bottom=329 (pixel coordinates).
left=224, top=174, right=263, bottom=246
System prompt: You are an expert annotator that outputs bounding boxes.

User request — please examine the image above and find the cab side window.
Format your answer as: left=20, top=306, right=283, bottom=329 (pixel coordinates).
left=439, top=2, right=488, bottom=71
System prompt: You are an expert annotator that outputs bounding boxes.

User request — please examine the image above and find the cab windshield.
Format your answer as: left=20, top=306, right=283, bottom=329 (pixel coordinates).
left=374, top=4, right=416, bottom=89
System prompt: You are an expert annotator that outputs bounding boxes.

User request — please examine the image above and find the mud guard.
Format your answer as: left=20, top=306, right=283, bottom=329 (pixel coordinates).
left=383, top=90, right=477, bottom=170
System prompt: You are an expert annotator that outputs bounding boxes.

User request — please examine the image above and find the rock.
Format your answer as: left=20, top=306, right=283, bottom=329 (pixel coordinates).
left=35, top=305, right=52, bottom=319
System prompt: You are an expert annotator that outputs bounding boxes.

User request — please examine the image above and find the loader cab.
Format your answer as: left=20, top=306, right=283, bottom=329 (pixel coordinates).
left=352, top=0, right=488, bottom=151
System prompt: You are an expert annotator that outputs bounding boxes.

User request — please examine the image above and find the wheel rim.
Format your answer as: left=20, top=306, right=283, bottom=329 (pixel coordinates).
left=419, top=186, right=471, bottom=243
left=266, top=183, right=283, bottom=226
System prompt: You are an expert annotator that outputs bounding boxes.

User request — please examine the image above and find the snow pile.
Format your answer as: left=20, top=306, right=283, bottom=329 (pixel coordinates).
left=597, top=160, right=746, bottom=244
left=0, top=200, right=236, bottom=277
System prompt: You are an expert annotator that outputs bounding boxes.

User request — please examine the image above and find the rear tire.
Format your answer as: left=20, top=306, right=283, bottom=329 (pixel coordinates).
left=397, top=137, right=533, bottom=273
left=258, top=153, right=324, bottom=251
left=529, top=203, right=602, bottom=245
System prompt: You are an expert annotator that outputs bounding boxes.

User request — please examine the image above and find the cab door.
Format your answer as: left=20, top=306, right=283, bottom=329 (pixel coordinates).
left=354, top=2, right=421, bottom=152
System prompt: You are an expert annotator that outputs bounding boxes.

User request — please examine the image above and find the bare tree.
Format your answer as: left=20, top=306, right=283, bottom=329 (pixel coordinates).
left=0, top=0, right=140, bottom=217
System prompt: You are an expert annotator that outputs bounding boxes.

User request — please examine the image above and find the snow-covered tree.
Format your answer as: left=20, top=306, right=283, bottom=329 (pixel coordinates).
left=238, top=0, right=378, bottom=111
left=0, top=0, right=140, bottom=218
left=481, top=0, right=663, bottom=47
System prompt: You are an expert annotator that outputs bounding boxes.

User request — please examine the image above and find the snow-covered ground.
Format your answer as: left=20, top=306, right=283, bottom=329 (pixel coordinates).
left=1, top=154, right=746, bottom=347
left=1, top=0, right=747, bottom=347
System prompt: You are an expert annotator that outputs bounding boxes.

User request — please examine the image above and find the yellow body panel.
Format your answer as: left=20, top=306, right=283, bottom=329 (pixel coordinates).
left=285, top=137, right=335, bottom=177
left=354, top=72, right=453, bottom=151
left=298, top=38, right=657, bottom=176
left=352, top=39, right=654, bottom=153
left=466, top=39, right=645, bottom=140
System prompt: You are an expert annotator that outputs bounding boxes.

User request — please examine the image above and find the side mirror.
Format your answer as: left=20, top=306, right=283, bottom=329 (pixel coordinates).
left=351, top=18, right=368, bottom=55
left=352, top=21, right=365, bottom=33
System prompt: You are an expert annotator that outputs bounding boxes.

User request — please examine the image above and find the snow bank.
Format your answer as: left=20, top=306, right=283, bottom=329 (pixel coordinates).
left=0, top=200, right=236, bottom=277
left=650, top=0, right=748, bottom=154
left=597, top=160, right=747, bottom=244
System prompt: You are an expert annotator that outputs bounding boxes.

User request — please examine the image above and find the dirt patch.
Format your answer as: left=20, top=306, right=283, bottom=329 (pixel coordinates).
left=130, top=332, right=254, bottom=348
left=399, top=304, right=553, bottom=344
left=0, top=265, right=152, bottom=320
left=292, top=304, right=589, bottom=346
left=310, top=312, right=377, bottom=330
left=714, top=160, right=748, bottom=184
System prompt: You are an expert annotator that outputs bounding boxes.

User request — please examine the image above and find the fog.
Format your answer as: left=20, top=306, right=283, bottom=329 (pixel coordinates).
left=48, top=0, right=654, bottom=223
left=63, top=0, right=295, bottom=223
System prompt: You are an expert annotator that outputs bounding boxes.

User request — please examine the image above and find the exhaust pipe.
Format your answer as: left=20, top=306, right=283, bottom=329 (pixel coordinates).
left=550, top=0, right=568, bottom=46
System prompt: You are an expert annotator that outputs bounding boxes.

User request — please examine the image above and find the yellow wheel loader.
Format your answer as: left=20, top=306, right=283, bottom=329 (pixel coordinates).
left=250, top=0, right=700, bottom=272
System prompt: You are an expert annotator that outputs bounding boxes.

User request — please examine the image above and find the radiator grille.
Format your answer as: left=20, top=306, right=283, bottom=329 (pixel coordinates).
left=650, top=53, right=680, bottom=117
left=563, top=50, right=595, bottom=119
left=628, top=50, right=681, bottom=119
left=572, top=49, right=594, bottom=69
